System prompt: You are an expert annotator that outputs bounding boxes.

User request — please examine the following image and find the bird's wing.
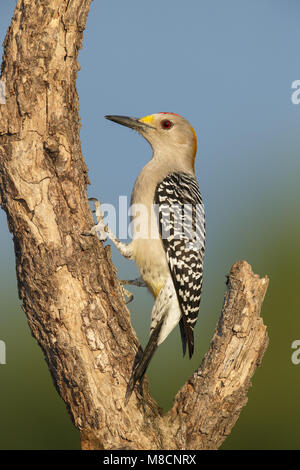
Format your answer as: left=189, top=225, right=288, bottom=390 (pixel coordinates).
left=154, top=172, right=205, bottom=358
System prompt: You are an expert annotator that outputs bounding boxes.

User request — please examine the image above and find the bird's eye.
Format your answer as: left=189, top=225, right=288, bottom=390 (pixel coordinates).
left=161, top=119, right=173, bottom=130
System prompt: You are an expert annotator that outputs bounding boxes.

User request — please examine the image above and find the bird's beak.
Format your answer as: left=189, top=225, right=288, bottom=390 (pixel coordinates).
left=105, top=115, right=153, bottom=132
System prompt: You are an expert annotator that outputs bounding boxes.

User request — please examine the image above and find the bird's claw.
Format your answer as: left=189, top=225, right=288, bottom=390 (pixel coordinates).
left=93, top=219, right=109, bottom=241
left=87, top=197, right=109, bottom=241
left=120, top=284, right=134, bottom=304
left=120, top=278, right=147, bottom=288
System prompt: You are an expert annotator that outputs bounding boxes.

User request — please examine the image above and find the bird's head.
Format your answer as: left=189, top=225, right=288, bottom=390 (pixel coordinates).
left=105, top=113, right=197, bottom=171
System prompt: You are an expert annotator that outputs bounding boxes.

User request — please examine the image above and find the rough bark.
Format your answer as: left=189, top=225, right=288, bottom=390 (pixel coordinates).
left=0, top=0, right=269, bottom=450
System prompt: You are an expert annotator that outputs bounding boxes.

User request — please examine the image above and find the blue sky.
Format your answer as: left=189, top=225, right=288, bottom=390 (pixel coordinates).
left=1, top=1, right=300, bottom=257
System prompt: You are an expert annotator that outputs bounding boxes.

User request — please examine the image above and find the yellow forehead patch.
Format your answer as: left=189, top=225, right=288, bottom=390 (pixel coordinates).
left=140, top=114, right=154, bottom=124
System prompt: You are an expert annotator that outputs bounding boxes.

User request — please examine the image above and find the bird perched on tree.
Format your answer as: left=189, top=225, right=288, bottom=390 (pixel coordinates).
left=92, top=112, right=205, bottom=403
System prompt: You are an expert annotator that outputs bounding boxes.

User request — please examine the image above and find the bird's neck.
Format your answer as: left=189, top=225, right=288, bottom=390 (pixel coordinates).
left=151, top=146, right=196, bottom=176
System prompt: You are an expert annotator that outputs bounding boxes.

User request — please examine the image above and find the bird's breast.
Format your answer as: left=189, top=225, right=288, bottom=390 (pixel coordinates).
left=133, top=238, right=169, bottom=298
left=130, top=163, right=170, bottom=297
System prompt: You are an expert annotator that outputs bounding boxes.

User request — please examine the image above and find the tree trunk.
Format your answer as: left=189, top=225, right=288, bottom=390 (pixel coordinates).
left=0, top=0, right=269, bottom=450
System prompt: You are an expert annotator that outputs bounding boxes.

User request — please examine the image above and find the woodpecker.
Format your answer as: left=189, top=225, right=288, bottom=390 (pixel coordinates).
left=93, top=113, right=205, bottom=403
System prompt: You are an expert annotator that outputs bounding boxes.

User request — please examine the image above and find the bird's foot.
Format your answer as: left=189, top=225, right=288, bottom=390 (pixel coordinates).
left=118, top=278, right=146, bottom=304
left=120, top=284, right=134, bottom=304
left=82, top=197, right=109, bottom=240
left=120, top=277, right=146, bottom=288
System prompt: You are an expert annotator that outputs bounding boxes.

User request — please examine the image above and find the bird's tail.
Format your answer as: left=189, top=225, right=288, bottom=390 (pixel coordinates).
left=125, top=319, right=164, bottom=405
left=179, top=318, right=187, bottom=357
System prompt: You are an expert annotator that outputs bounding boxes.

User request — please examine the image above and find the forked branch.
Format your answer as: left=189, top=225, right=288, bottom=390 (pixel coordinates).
left=0, top=0, right=268, bottom=450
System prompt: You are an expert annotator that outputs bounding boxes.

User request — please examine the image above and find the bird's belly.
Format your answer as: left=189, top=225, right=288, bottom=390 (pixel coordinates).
left=132, top=238, right=169, bottom=298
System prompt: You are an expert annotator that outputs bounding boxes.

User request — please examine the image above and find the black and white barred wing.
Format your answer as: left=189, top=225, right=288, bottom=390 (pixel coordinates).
left=154, top=172, right=205, bottom=358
